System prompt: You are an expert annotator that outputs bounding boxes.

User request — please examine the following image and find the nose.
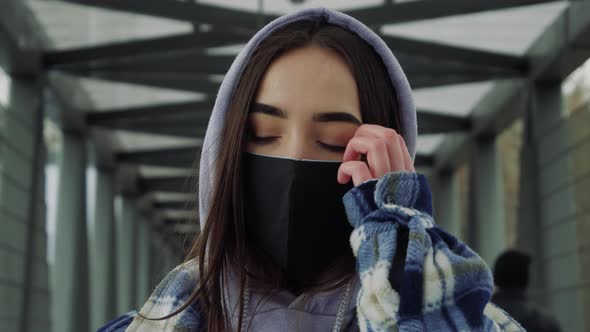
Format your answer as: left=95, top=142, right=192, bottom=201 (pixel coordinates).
left=283, top=131, right=310, bottom=160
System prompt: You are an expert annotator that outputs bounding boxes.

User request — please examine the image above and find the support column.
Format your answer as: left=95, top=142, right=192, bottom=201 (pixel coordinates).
left=1, top=16, right=52, bottom=331
left=52, top=132, right=89, bottom=332
left=136, top=217, right=152, bottom=305
left=88, top=153, right=117, bottom=330
left=434, top=169, right=461, bottom=237
left=515, top=84, right=545, bottom=303
left=470, top=136, right=506, bottom=266
left=115, top=194, right=138, bottom=313
left=523, top=80, right=585, bottom=331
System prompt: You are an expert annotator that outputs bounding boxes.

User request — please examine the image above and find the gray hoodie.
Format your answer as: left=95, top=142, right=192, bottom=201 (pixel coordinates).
left=198, top=7, right=417, bottom=226
left=197, top=7, right=415, bottom=331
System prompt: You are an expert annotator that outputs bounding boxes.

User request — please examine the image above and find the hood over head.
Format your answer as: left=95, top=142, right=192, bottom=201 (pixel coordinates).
left=198, top=7, right=416, bottom=228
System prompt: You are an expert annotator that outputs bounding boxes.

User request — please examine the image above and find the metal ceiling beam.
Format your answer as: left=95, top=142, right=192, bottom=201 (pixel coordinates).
left=411, top=75, right=512, bottom=89
left=69, top=72, right=221, bottom=94
left=345, top=0, right=563, bottom=26
left=408, top=67, right=520, bottom=88
left=57, top=48, right=516, bottom=89
left=42, top=32, right=525, bottom=92
left=417, top=112, right=472, bottom=134
left=58, top=61, right=518, bottom=92
left=58, top=0, right=278, bottom=31
left=117, top=147, right=201, bottom=168
left=58, top=57, right=516, bottom=91
left=87, top=100, right=213, bottom=137
left=57, top=61, right=514, bottom=92
left=381, top=34, right=528, bottom=74
left=102, top=120, right=208, bottom=137
left=434, top=1, right=590, bottom=172
left=138, top=176, right=196, bottom=193
left=86, top=100, right=214, bottom=124
left=153, top=201, right=195, bottom=210
left=58, top=60, right=505, bottom=89
left=88, top=70, right=509, bottom=93
left=163, top=219, right=196, bottom=228
left=156, top=209, right=194, bottom=220
left=0, top=0, right=46, bottom=75
left=159, top=217, right=196, bottom=226
left=59, top=0, right=559, bottom=29
left=106, top=123, right=208, bottom=138
left=43, top=30, right=248, bottom=67
left=171, top=223, right=199, bottom=234
left=53, top=52, right=235, bottom=75
left=434, top=80, right=525, bottom=172
left=403, top=64, right=495, bottom=77
left=61, top=48, right=496, bottom=77
left=529, top=1, right=590, bottom=81
left=40, top=15, right=526, bottom=74
left=40, top=24, right=525, bottom=93
left=0, top=16, right=41, bottom=76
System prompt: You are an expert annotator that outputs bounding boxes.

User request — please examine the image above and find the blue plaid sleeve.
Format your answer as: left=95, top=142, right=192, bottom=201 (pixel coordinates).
left=343, top=171, right=524, bottom=332
left=119, top=260, right=205, bottom=331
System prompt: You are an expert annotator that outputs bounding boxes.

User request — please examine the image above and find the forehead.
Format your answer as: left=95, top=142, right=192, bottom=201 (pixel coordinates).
left=255, top=46, right=360, bottom=116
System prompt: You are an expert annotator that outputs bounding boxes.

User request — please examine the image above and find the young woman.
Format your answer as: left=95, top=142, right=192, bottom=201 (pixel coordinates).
left=99, top=8, right=523, bottom=332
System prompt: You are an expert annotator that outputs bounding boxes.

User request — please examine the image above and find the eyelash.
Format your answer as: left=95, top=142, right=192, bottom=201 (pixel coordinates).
left=318, top=141, right=346, bottom=153
left=250, top=136, right=346, bottom=153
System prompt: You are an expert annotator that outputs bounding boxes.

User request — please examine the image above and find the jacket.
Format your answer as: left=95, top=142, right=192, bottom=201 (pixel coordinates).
left=98, top=172, right=524, bottom=331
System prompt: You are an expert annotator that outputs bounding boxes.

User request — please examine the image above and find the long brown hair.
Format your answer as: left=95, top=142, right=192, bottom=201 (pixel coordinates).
left=156, top=17, right=403, bottom=331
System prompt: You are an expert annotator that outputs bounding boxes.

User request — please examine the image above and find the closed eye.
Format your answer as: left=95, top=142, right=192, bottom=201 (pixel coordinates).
left=317, top=141, right=346, bottom=152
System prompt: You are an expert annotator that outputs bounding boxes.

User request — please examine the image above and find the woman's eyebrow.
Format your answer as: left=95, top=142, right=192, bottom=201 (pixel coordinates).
left=250, top=103, right=287, bottom=118
left=313, top=112, right=361, bottom=126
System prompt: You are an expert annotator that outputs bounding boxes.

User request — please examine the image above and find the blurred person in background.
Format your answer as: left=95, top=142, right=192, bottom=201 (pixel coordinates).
left=492, top=250, right=561, bottom=332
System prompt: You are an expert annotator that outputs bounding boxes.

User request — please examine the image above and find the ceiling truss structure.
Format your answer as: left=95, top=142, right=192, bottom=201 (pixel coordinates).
left=31, top=0, right=590, bottom=234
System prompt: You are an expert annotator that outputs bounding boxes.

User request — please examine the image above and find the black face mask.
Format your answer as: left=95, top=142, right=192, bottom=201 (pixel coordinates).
left=242, top=152, right=354, bottom=288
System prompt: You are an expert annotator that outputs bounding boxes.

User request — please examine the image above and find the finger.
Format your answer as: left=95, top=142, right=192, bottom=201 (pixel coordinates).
left=353, top=125, right=398, bottom=172
left=388, top=134, right=405, bottom=172
left=337, top=160, right=373, bottom=186
left=343, top=137, right=391, bottom=178
left=354, top=124, right=398, bottom=139
left=343, top=136, right=370, bottom=162
left=398, top=135, right=415, bottom=172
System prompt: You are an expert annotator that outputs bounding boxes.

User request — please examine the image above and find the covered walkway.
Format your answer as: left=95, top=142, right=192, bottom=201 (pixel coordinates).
left=1, top=0, right=590, bottom=331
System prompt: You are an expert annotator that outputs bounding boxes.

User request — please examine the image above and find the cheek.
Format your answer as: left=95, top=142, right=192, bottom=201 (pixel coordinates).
left=244, top=141, right=260, bottom=153
left=244, top=141, right=278, bottom=157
